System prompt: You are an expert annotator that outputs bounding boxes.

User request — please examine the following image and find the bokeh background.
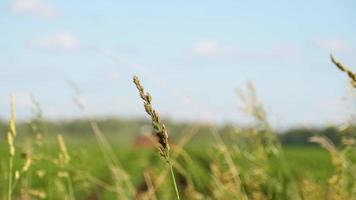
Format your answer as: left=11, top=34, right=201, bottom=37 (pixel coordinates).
left=1, top=1, right=356, bottom=199
left=1, top=0, right=356, bottom=127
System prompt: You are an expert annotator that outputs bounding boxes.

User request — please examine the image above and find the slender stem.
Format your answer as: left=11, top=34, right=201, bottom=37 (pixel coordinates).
left=168, top=158, right=180, bottom=200
left=66, top=175, right=75, bottom=200
left=7, top=157, right=13, bottom=200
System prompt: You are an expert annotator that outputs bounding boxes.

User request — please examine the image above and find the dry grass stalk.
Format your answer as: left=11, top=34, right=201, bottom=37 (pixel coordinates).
left=54, top=134, right=75, bottom=200
left=7, top=95, right=16, bottom=158
left=133, top=76, right=170, bottom=161
left=211, top=161, right=246, bottom=199
left=309, top=136, right=346, bottom=169
left=21, top=158, right=32, bottom=174
left=133, top=76, right=180, bottom=200
left=238, top=82, right=281, bottom=156
left=237, top=81, right=267, bottom=124
left=208, top=125, right=248, bottom=200
left=309, top=136, right=352, bottom=200
left=331, top=54, right=356, bottom=87
left=11, top=153, right=33, bottom=194
left=7, top=95, right=16, bottom=200
left=55, top=134, right=70, bottom=166
left=6, top=96, right=33, bottom=199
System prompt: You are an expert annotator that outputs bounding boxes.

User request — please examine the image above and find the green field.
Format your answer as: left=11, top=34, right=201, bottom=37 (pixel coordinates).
left=0, top=130, right=341, bottom=200
left=0, top=85, right=354, bottom=199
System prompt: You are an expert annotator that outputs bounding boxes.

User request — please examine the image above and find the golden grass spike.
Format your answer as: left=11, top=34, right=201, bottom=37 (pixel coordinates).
left=309, top=136, right=347, bottom=170
left=331, top=54, right=356, bottom=87
left=133, top=76, right=170, bottom=160
left=57, top=134, right=70, bottom=165
left=9, top=95, right=16, bottom=137
left=7, top=95, right=16, bottom=200
left=21, top=158, right=32, bottom=173
left=7, top=95, right=16, bottom=157
left=309, top=136, right=336, bottom=155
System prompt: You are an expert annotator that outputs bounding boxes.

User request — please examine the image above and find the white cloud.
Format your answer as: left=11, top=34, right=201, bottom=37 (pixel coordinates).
left=191, top=39, right=219, bottom=57
left=261, top=44, right=300, bottom=59
left=190, top=39, right=300, bottom=61
left=105, top=71, right=121, bottom=81
left=29, top=32, right=81, bottom=51
left=11, top=0, right=58, bottom=18
left=314, top=38, right=350, bottom=53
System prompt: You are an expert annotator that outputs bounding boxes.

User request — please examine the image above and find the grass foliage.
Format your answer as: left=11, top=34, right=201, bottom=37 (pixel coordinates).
left=0, top=56, right=355, bottom=199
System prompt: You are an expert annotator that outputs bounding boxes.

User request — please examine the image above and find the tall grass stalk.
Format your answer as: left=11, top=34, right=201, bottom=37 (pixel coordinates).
left=7, top=95, right=16, bottom=200
left=7, top=157, right=13, bottom=200
left=133, top=76, right=180, bottom=200
left=168, top=155, right=181, bottom=200
left=56, top=134, right=75, bottom=200
left=30, top=95, right=53, bottom=199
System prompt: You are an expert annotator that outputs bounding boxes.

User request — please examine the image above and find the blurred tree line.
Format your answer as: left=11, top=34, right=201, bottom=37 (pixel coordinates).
left=0, top=118, right=349, bottom=146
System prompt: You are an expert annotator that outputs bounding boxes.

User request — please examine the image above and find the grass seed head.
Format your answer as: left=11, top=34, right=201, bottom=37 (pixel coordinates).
left=133, top=76, right=170, bottom=161
left=331, top=54, right=356, bottom=87
left=7, top=95, right=16, bottom=157
left=21, top=157, right=32, bottom=173
left=56, top=134, right=70, bottom=166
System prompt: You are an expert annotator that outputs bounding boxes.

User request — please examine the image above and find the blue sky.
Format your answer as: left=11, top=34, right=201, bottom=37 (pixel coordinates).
left=0, top=0, right=355, bottom=127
